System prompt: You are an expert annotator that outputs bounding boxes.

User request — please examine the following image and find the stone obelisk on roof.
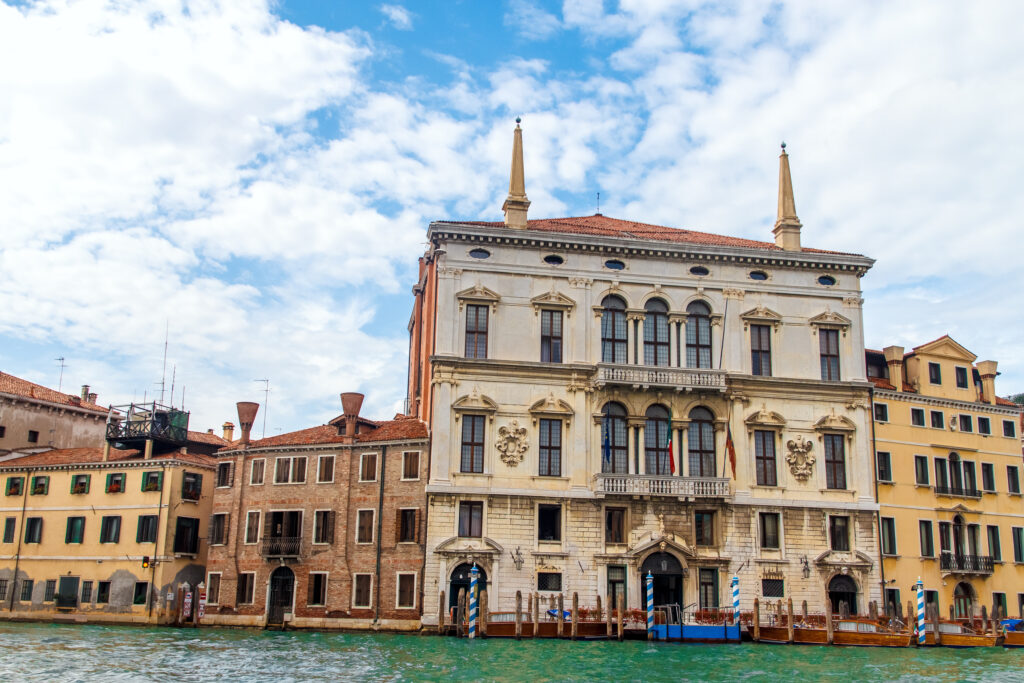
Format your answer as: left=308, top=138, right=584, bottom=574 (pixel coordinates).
left=502, top=118, right=531, bottom=229
left=772, top=142, right=802, bottom=251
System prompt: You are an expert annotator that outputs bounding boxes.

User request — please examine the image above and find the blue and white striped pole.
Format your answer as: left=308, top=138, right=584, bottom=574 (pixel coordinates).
left=469, top=564, right=479, bottom=639
left=916, top=577, right=926, bottom=645
left=646, top=571, right=654, bottom=639
left=731, top=576, right=740, bottom=626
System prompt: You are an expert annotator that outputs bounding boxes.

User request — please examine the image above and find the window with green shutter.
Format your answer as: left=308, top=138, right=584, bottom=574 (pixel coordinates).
left=105, top=472, right=126, bottom=494
left=70, top=474, right=90, bottom=494
left=30, top=476, right=48, bottom=495
left=5, top=477, right=24, bottom=496
left=65, top=517, right=85, bottom=544
left=141, top=471, right=162, bottom=492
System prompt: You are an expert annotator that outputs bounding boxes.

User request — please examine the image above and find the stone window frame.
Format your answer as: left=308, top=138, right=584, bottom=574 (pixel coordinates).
left=758, top=510, right=782, bottom=551
left=358, top=452, right=378, bottom=483
left=250, top=458, right=266, bottom=486
left=355, top=509, right=375, bottom=545
left=401, top=451, right=421, bottom=481
left=206, top=572, right=222, bottom=606
left=244, top=510, right=261, bottom=545
left=395, top=571, right=417, bottom=610
left=536, top=501, right=564, bottom=546
left=312, top=509, right=335, bottom=545
left=603, top=504, right=628, bottom=546
left=316, top=454, right=336, bottom=484
left=307, top=571, right=329, bottom=607
left=352, top=573, right=374, bottom=609
left=236, top=572, right=256, bottom=605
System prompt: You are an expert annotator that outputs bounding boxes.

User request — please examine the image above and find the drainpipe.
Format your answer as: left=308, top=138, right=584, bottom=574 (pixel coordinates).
left=149, top=461, right=168, bottom=620
left=419, top=443, right=430, bottom=628
left=8, top=468, right=32, bottom=612
left=373, top=445, right=387, bottom=626
left=868, top=386, right=888, bottom=610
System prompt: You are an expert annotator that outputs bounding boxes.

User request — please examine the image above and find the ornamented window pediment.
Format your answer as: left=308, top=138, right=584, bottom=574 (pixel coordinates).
left=740, top=305, right=783, bottom=331
left=808, top=310, right=852, bottom=336
left=528, top=394, right=574, bottom=426
left=456, top=284, right=500, bottom=312
left=530, top=291, right=576, bottom=317
left=745, top=405, right=786, bottom=430
left=812, top=412, right=857, bottom=432
left=452, top=389, right=498, bottom=421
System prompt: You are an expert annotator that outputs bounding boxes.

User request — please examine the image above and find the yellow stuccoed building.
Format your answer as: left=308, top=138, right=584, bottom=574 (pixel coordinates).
left=867, top=336, right=1024, bottom=621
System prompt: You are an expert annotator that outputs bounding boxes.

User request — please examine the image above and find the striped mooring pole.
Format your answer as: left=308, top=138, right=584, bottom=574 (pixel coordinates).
left=646, top=571, right=654, bottom=638
left=469, top=564, right=479, bottom=640
left=731, top=576, right=740, bottom=625
left=916, top=577, right=926, bottom=645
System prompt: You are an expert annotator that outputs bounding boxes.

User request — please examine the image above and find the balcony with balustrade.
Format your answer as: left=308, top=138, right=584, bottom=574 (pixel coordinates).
left=939, top=552, right=994, bottom=575
left=593, top=364, right=727, bottom=392
left=593, top=473, right=730, bottom=498
left=261, top=536, right=301, bottom=559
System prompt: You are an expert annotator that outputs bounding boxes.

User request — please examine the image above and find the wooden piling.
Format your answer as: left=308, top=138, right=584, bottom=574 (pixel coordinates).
left=606, top=595, right=613, bottom=638
left=557, top=594, right=564, bottom=639
left=533, top=592, right=539, bottom=637
left=931, top=604, right=942, bottom=646
left=617, top=594, right=624, bottom=641
left=787, top=598, right=794, bottom=643
left=527, top=593, right=533, bottom=617
left=596, top=595, right=603, bottom=623
left=457, top=588, right=466, bottom=637
left=869, top=601, right=877, bottom=621
left=515, top=591, right=523, bottom=640
left=948, top=604, right=955, bottom=621
left=480, top=589, right=488, bottom=637
left=982, top=605, right=989, bottom=635
left=752, top=598, right=760, bottom=642
left=572, top=593, right=579, bottom=640
left=802, top=599, right=808, bottom=623
left=826, top=595, right=834, bottom=645
left=438, top=591, right=446, bottom=635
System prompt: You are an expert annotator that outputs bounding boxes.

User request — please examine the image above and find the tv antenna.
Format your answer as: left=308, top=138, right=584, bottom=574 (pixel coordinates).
left=159, top=321, right=169, bottom=404
left=596, top=192, right=601, bottom=215
left=254, top=379, right=270, bottom=439
left=55, top=357, right=66, bottom=393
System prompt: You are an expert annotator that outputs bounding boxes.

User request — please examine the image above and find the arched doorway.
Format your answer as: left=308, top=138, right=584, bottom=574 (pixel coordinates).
left=267, top=566, right=295, bottom=626
left=641, top=552, right=684, bottom=610
left=828, top=575, right=858, bottom=615
left=953, top=582, right=975, bottom=619
left=449, top=563, right=487, bottom=611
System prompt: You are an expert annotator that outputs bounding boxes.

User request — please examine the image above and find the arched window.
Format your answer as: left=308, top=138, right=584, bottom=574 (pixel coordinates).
left=601, top=296, right=627, bottom=364
left=644, top=405, right=671, bottom=475
left=686, top=301, right=712, bottom=369
left=601, top=402, right=628, bottom=474
left=643, top=299, right=669, bottom=367
left=687, top=407, right=716, bottom=477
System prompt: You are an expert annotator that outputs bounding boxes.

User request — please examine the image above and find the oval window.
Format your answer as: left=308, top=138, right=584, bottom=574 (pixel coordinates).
left=604, top=259, right=626, bottom=271
left=689, top=266, right=709, bottom=276
left=544, top=254, right=564, bottom=265
left=469, top=248, right=490, bottom=259
left=817, top=275, right=837, bottom=286
left=749, top=270, right=768, bottom=281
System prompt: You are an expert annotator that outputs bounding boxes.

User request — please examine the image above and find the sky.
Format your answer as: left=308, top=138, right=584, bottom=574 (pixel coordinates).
left=1, top=0, right=1022, bottom=437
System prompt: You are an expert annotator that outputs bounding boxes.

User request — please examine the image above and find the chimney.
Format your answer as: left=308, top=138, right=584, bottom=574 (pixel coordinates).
left=502, top=118, right=531, bottom=230
left=883, top=346, right=904, bottom=391
left=81, top=385, right=90, bottom=401
left=87, top=392, right=97, bottom=405
left=772, top=142, right=802, bottom=251
left=236, top=402, right=259, bottom=446
left=222, top=421, right=235, bottom=442
left=340, top=392, right=365, bottom=443
left=976, top=360, right=998, bottom=404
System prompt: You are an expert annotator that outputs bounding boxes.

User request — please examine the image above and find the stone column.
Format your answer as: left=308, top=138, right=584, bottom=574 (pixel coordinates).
left=637, top=423, right=647, bottom=475
left=678, top=422, right=690, bottom=477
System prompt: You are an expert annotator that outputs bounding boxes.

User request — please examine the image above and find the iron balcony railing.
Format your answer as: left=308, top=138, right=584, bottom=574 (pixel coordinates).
left=261, top=536, right=301, bottom=558
left=933, top=484, right=982, bottom=498
left=594, top=473, right=730, bottom=498
left=939, top=553, right=994, bottom=574
left=594, top=364, right=727, bottom=392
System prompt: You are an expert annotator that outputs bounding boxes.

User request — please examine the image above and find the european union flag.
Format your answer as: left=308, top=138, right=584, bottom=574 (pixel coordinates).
left=602, top=421, right=611, bottom=469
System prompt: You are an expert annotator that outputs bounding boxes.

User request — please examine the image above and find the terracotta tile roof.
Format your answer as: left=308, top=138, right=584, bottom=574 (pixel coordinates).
left=437, top=215, right=859, bottom=256
left=225, top=415, right=427, bottom=451
left=868, top=376, right=896, bottom=390
left=0, top=447, right=215, bottom=469
left=187, top=430, right=231, bottom=446
left=0, top=371, right=108, bottom=414
left=995, top=397, right=1022, bottom=408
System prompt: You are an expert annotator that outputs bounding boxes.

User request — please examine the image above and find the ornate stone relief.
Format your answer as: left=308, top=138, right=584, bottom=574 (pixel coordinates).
left=568, top=277, right=593, bottom=289
left=785, top=437, right=815, bottom=482
left=495, top=420, right=529, bottom=466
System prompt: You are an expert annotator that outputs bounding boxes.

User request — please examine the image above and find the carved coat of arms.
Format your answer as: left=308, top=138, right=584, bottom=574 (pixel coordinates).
left=785, top=437, right=815, bottom=481
left=495, top=420, right=529, bottom=466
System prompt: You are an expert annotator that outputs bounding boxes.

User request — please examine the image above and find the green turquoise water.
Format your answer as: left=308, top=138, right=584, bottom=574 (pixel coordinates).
left=1, top=623, right=1023, bottom=682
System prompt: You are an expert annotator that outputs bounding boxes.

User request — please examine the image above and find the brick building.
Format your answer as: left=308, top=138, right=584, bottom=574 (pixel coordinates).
left=0, top=372, right=109, bottom=454
left=202, top=393, right=428, bottom=630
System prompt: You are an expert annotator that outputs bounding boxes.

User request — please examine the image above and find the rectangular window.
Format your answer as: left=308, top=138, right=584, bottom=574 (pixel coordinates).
left=963, top=461, right=978, bottom=493
left=939, top=522, right=951, bottom=554
left=978, top=417, right=991, bottom=435
left=915, top=455, right=930, bottom=486
left=607, top=566, right=626, bottom=610
left=314, top=510, right=335, bottom=544
left=1014, top=528, right=1024, bottom=563
left=307, top=572, right=328, bottom=606
left=751, top=324, right=772, bottom=376
left=236, top=573, right=255, bottom=604
left=27, top=430, right=39, bottom=443
left=80, top=581, right=92, bottom=603
left=70, top=474, right=90, bottom=494
left=359, top=453, right=377, bottom=482
left=958, top=415, right=973, bottom=433
left=136, top=515, right=158, bottom=543
left=97, top=581, right=110, bottom=604
left=1004, top=420, right=1018, bottom=438
left=876, top=452, right=892, bottom=482
left=911, top=408, right=925, bottom=426
left=988, top=525, right=1002, bottom=562
left=919, top=520, right=934, bottom=557
left=173, top=517, right=200, bottom=554
left=65, top=516, right=85, bottom=544
left=274, top=456, right=307, bottom=484
left=397, top=573, right=416, bottom=609
left=695, top=511, right=715, bottom=546
left=605, top=507, right=626, bottom=544
left=540, top=309, right=563, bottom=363
left=105, top=472, right=126, bottom=494
left=209, top=513, right=229, bottom=546
left=99, top=515, right=121, bottom=544
left=20, top=580, right=34, bottom=602
left=216, top=462, right=232, bottom=488
left=245, top=511, right=261, bottom=544
left=881, top=517, right=897, bottom=556
left=759, top=512, right=780, bottom=549
left=250, top=459, right=265, bottom=485
left=538, top=504, right=561, bottom=542
left=934, top=457, right=949, bottom=489
left=30, top=476, right=48, bottom=496
left=824, top=434, right=846, bottom=490
left=133, top=582, right=148, bottom=606
left=460, top=415, right=485, bottom=473
left=982, top=463, right=995, bottom=492
left=1009, top=466, right=1021, bottom=495
left=141, top=471, right=162, bottom=492
left=931, top=410, right=944, bottom=429
left=2, top=517, right=14, bottom=543
left=356, top=510, right=374, bottom=544
left=402, top=451, right=420, bottom=480
left=873, top=404, right=888, bottom=422
left=5, top=477, right=24, bottom=496
left=353, top=574, right=372, bottom=608
left=762, top=579, right=784, bottom=598
left=884, top=589, right=901, bottom=615
left=317, top=455, right=335, bottom=483
left=538, top=572, right=562, bottom=592
left=398, top=509, right=417, bottom=543
left=458, top=501, right=483, bottom=538
left=538, top=418, right=562, bottom=477
left=182, top=472, right=203, bottom=501
left=928, top=362, right=941, bottom=384
left=24, top=517, right=42, bottom=544
left=994, top=592, right=1008, bottom=618
left=465, top=304, right=488, bottom=359
left=819, top=329, right=840, bottom=381
left=754, top=430, right=777, bottom=487
left=44, top=579, right=56, bottom=602
left=207, top=574, right=221, bottom=605
left=955, top=366, right=968, bottom=389
left=829, top=516, right=850, bottom=552
left=699, top=569, right=719, bottom=609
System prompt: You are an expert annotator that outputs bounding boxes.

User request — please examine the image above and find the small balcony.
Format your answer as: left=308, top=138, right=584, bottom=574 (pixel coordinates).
left=594, top=364, right=727, bottom=392
left=934, top=484, right=982, bottom=499
left=261, top=536, right=301, bottom=558
left=940, top=553, right=994, bottom=575
left=594, top=473, right=730, bottom=498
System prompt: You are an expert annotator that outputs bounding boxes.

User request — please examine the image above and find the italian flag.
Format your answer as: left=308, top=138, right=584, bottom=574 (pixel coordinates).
left=667, top=405, right=675, bottom=474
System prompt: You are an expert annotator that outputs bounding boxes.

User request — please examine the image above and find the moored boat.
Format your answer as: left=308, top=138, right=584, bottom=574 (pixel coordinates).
left=1001, top=620, right=1024, bottom=648
left=832, top=619, right=913, bottom=647
left=921, top=621, right=1003, bottom=647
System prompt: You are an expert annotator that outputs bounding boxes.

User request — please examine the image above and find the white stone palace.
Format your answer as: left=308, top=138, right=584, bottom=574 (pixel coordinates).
left=406, top=123, right=881, bottom=623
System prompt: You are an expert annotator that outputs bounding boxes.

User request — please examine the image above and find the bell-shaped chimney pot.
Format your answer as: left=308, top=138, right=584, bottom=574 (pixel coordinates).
left=340, top=392, right=365, bottom=438
left=236, top=402, right=259, bottom=445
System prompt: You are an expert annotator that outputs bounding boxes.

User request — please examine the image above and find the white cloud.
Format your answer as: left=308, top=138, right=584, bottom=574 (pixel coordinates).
left=505, top=0, right=562, bottom=40
left=379, top=4, right=413, bottom=30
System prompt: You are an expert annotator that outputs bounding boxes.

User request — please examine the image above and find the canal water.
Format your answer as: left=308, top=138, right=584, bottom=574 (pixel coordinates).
left=1, top=622, right=1023, bottom=682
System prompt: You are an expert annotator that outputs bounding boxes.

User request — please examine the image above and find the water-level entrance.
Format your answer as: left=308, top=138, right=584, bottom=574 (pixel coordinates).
left=267, top=566, right=295, bottom=627
left=641, top=552, right=684, bottom=609
left=449, top=563, right=487, bottom=611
